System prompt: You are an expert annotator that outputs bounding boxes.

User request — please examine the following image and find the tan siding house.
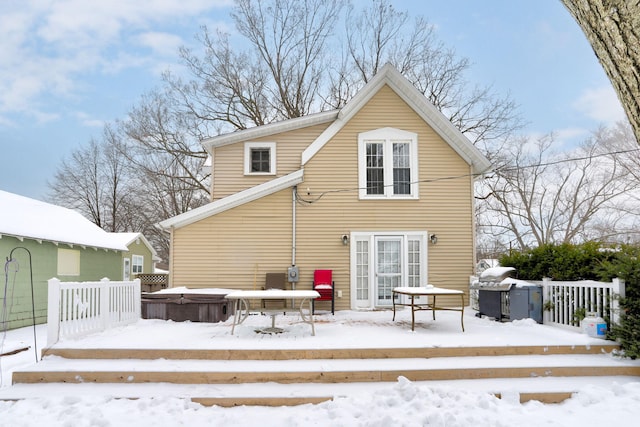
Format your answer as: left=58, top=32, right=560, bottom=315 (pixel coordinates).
left=159, top=64, right=491, bottom=310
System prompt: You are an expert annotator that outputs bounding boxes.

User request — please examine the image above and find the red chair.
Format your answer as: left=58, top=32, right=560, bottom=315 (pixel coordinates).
left=312, top=269, right=334, bottom=314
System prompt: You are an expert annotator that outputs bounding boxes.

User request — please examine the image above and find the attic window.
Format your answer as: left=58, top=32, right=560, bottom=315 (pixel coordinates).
left=358, top=128, right=418, bottom=199
left=244, top=142, right=276, bottom=175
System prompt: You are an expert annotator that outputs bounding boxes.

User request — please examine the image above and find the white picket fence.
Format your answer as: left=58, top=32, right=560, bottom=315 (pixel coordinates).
left=541, top=277, right=625, bottom=331
left=47, top=278, right=141, bottom=347
left=469, top=276, right=625, bottom=331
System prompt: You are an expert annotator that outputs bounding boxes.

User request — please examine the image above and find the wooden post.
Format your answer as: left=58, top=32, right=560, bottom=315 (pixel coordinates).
left=100, top=278, right=110, bottom=331
left=46, top=278, right=61, bottom=348
left=133, top=278, right=141, bottom=319
left=541, top=277, right=551, bottom=325
left=611, top=278, right=625, bottom=325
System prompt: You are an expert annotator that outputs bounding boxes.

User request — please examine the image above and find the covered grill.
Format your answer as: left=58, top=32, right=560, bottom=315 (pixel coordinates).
left=470, top=267, right=543, bottom=323
left=470, top=267, right=516, bottom=321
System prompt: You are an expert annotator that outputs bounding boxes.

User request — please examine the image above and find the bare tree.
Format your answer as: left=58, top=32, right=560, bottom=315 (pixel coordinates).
left=341, top=0, right=522, bottom=145
left=48, top=126, right=136, bottom=232
left=168, top=0, right=521, bottom=145
left=121, top=90, right=210, bottom=195
left=169, top=0, right=343, bottom=132
left=561, top=0, right=640, bottom=144
left=478, top=126, right=640, bottom=250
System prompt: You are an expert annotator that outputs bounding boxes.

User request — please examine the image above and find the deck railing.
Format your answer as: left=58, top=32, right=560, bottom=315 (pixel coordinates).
left=47, top=278, right=141, bottom=347
left=542, top=277, right=624, bottom=331
left=469, top=276, right=625, bottom=331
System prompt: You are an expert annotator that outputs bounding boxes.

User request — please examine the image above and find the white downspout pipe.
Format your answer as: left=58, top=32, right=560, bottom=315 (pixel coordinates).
left=292, top=186, right=297, bottom=266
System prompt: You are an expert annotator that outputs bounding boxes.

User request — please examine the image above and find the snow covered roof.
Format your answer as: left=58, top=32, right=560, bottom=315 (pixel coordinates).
left=109, top=232, right=160, bottom=260
left=0, top=190, right=128, bottom=251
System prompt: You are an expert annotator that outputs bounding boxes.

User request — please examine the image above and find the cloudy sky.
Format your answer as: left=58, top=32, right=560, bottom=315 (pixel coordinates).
left=0, top=0, right=626, bottom=200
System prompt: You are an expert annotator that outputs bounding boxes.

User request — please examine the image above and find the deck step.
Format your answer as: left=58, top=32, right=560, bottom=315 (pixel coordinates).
left=11, top=351, right=640, bottom=385
left=41, top=344, right=621, bottom=360
left=1, top=377, right=634, bottom=406
left=4, top=343, right=640, bottom=406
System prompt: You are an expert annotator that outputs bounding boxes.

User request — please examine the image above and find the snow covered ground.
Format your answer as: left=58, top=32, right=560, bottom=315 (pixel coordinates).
left=1, top=309, right=640, bottom=426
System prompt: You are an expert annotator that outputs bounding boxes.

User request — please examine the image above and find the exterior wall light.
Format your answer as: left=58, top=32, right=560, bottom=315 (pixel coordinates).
left=341, top=234, right=349, bottom=245
left=430, top=234, right=438, bottom=244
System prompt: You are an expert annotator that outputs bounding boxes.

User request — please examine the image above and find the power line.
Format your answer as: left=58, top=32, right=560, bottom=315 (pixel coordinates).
left=295, top=146, right=640, bottom=204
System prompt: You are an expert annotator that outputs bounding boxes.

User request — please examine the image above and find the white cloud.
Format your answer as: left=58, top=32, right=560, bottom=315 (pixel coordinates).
left=572, top=85, right=626, bottom=124
left=135, top=32, right=185, bottom=57
left=74, top=111, right=104, bottom=128
left=0, top=0, right=231, bottom=124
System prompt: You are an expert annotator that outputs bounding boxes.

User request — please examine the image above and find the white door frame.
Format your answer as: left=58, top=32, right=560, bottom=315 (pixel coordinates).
left=123, top=258, right=131, bottom=281
left=350, top=231, right=428, bottom=309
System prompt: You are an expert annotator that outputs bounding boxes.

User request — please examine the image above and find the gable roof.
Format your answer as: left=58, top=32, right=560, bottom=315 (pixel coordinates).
left=161, top=65, right=492, bottom=230
left=158, top=169, right=304, bottom=230
left=110, top=232, right=160, bottom=261
left=201, top=110, right=338, bottom=153
left=200, top=64, right=491, bottom=175
left=302, top=63, right=491, bottom=174
left=0, top=190, right=127, bottom=251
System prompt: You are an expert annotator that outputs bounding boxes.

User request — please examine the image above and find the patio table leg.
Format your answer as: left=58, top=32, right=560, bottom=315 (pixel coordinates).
left=230, top=298, right=250, bottom=335
left=411, top=295, right=416, bottom=331
left=392, top=294, right=397, bottom=321
left=297, top=297, right=315, bottom=336
left=460, top=294, right=465, bottom=332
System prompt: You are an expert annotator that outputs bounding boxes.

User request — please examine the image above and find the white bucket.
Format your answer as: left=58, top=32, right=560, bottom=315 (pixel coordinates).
left=582, top=312, right=607, bottom=338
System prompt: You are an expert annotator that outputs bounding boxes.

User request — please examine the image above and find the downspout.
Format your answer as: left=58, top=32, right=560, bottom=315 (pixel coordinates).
left=292, top=186, right=297, bottom=266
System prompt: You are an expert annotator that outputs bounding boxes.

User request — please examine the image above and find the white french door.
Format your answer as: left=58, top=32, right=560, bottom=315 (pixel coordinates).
left=351, top=232, right=428, bottom=309
left=375, top=236, right=402, bottom=306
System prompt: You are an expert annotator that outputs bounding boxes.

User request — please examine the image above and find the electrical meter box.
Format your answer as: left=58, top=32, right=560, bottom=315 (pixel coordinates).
left=287, top=265, right=299, bottom=283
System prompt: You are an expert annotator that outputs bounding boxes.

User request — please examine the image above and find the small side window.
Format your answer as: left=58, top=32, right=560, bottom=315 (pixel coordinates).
left=244, top=142, right=276, bottom=175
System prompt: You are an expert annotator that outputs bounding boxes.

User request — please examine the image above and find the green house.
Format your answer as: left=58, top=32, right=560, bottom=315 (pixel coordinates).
left=110, top=232, right=160, bottom=280
left=0, top=190, right=129, bottom=330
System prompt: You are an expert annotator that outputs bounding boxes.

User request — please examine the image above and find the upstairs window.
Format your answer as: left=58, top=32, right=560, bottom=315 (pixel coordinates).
left=244, top=142, right=276, bottom=175
left=358, top=128, right=418, bottom=199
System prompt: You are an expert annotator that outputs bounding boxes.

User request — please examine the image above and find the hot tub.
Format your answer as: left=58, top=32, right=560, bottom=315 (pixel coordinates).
left=141, top=287, right=234, bottom=323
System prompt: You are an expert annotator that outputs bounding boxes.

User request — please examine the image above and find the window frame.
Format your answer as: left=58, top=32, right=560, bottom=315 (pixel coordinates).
left=357, top=128, right=418, bottom=199
left=132, top=254, right=144, bottom=275
left=244, top=142, right=277, bottom=175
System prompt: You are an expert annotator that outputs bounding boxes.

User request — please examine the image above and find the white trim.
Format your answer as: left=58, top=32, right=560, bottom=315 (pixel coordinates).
left=202, top=110, right=338, bottom=153
left=110, top=232, right=159, bottom=259
left=349, top=231, right=428, bottom=310
left=158, top=169, right=304, bottom=230
left=357, top=127, right=419, bottom=199
left=302, top=63, right=491, bottom=175
left=244, top=142, right=276, bottom=175
left=123, top=258, right=131, bottom=281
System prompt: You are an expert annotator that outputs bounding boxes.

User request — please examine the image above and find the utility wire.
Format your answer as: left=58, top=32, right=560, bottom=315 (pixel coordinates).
left=295, top=147, right=640, bottom=204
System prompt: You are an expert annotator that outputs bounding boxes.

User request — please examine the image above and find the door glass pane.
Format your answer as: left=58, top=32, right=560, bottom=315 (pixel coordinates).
left=356, top=240, right=369, bottom=300
left=408, top=239, right=421, bottom=287
left=377, top=238, right=401, bottom=305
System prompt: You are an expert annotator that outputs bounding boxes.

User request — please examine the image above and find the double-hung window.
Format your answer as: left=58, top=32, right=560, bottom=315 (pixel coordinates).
left=132, top=255, right=144, bottom=275
left=244, top=142, right=276, bottom=175
left=358, top=128, right=418, bottom=199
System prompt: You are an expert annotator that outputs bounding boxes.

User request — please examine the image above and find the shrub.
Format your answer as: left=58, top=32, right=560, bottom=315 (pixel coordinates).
left=500, top=242, right=640, bottom=359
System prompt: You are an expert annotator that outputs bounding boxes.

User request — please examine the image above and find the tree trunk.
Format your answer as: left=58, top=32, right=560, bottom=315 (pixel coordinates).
left=561, top=0, right=640, bottom=143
